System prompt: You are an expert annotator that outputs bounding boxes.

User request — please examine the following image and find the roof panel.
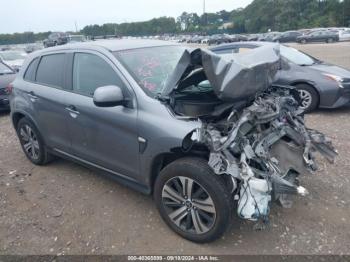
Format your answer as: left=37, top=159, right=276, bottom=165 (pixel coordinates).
left=42, top=39, right=177, bottom=52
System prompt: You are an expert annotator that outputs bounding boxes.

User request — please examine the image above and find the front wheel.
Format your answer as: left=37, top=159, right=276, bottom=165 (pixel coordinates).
left=154, top=157, right=232, bottom=243
left=295, top=84, right=319, bottom=113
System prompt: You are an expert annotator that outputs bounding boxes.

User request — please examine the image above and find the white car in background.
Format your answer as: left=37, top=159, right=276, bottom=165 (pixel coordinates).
left=0, top=50, right=27, bottom=72
left=201, top=38, right=209, bottom=44
left=339, top=29, right=350, bottom=42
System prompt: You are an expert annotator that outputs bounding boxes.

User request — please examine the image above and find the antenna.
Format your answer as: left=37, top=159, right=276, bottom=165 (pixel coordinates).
left=75, top=21, right=78, bottom=32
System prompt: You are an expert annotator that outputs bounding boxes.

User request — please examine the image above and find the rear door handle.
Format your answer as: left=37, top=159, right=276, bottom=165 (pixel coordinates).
left=65, top=105, right=80, bottom=116
left=27, top=91, right=38, bottom=101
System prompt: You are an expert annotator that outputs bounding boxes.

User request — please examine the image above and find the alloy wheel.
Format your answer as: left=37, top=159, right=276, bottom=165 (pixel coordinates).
left=19, top=125, right=40, bottom=160
left=161, top=176, right=216, bottom=235
left=298, top=89, right=313, bottom=111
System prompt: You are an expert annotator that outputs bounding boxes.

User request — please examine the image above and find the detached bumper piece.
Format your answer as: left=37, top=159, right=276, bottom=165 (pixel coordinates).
left=195, top=86, right=337, bottom=223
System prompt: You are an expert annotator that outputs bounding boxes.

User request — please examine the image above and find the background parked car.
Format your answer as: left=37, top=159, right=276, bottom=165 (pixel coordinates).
left=187, top=35, right=205, bottom=44
left=24, top=44, right=43, bottom=53
left=208, top=34, right=231, bottom=45
left=210, top=42, right=350, bottom=112
left=0, top=61, right=16, bottom=111
left=67, top=34, right=87, bottom=43
left=43, top=32, right=69, bottom=47
left=247, top=34, right=259, bottom=41
left=258, top=32, right=281, bottom=42
left=229, top=34, right=247, bottom=42
left=201, top=37, right=210, bottom=44
left=0, top=50, right=27, bottom=72
left=273, top=31, right=302, bottom=43
left=339, top=29, right=350, bottom=42
left=296, top=30, right=339, bottom=44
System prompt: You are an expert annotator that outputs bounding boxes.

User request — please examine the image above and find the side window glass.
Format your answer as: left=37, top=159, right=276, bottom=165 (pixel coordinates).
left=72, top=53, right=125, bottom=96
left=36, top=54, right=65, bottom=88
left=24, top=58, right=39, bottom=81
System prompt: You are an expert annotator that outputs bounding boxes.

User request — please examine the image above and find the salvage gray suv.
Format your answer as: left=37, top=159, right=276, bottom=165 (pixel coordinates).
left=10, top=40, right=336, bottom=243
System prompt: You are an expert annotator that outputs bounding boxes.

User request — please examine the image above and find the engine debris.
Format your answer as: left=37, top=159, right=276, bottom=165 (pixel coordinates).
left=195, top=85, right=337, bottom=222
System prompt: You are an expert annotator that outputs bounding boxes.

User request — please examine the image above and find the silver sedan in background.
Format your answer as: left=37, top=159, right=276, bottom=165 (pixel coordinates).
left=210, top=42, right=350, bottom=112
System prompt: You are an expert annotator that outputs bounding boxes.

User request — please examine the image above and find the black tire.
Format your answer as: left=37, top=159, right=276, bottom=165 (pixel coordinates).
left=295, top=84, right=319, bottom=113
left=154, top=157, right=232, bottom=243
left=16, top=117, right=53, bottom=165
left=326, top=38, right=334, bottom=43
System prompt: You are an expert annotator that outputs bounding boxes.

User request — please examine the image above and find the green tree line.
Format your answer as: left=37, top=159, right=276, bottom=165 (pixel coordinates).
left=1, top=0, right=350, bottom=45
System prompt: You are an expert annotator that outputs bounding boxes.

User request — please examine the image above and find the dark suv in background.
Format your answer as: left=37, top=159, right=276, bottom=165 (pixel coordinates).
left=43, top=32, right=68, bottom=47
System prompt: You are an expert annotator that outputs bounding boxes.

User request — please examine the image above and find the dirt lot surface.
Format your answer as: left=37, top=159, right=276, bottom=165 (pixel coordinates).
left=0, top=42, right=350, bottom=255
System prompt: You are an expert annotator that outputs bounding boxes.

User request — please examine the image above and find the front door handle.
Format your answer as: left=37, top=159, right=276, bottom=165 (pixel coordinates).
left=65, top=105, right=80, bottom=116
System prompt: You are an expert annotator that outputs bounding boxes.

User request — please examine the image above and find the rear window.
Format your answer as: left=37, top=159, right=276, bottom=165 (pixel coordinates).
left=24, top=58, right=39, bottom=81
left=36, top=54, right=65, bottom=88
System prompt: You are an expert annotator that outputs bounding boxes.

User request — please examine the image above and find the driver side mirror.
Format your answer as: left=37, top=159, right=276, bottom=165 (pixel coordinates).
left=93, top=85, right=126, bottom=107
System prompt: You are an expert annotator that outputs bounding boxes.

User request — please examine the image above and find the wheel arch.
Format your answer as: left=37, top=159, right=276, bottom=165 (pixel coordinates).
left=12, top=111, right=43, bottom=139
left=149, top=146, right=209, bottom=194
left=12, top=111, right=27, bottom=129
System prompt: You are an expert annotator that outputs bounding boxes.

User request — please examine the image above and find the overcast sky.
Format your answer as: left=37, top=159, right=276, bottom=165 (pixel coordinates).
left=1, top=0, right=253, bottom=34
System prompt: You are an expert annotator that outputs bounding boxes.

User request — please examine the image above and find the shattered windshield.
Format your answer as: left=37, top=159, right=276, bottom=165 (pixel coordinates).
left=115, top=46, right=186, bottom=97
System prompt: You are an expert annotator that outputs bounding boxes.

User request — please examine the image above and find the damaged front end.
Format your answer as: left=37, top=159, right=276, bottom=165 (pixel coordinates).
left=195, top=86, right=337, bottom=222
left=163, top=45, right=337, bottom=224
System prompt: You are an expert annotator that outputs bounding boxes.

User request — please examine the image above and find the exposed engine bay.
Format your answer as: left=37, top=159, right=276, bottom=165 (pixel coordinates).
left=161, top=45, right=337, bottom=224
left=192, top=86, right=337, bottom=222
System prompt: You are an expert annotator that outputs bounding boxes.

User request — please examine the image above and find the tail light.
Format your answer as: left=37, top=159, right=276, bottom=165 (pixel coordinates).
left=5, top=83, right=13, bottom=94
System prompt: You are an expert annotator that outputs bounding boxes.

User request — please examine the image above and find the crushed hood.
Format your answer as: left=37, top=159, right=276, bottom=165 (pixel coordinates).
left=161, top=45, right=281, bottom=101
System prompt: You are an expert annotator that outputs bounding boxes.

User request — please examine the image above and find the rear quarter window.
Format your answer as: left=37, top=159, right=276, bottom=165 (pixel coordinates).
left=36, top=54, right=65, bottom=88
left=24, top=58, right=39, bottom=81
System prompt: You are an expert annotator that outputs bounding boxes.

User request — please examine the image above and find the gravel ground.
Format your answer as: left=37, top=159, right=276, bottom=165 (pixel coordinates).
left=0, top=42, right=350, bottom=255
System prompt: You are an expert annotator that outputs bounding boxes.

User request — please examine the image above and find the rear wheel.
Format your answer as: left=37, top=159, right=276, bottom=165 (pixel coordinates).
left=16, top=117, right=53, bottom=165
left=295, top=84, right=319, bottom=113
left=301, top=39, right=307, bottom=44
left=154, top=157, right=232, bottom=243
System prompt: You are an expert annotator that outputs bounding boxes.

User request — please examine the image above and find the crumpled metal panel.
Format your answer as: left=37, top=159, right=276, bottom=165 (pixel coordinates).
left=162, top=45, right=281, bottom=101
left=202, top=45, right=281, bottom=101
